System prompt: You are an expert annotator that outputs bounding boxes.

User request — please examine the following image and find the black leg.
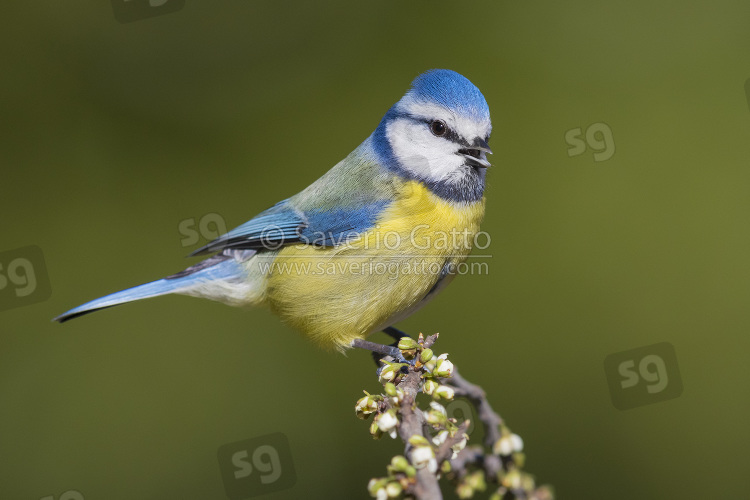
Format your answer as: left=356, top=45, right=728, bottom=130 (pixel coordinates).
left=382, top=326, right=412, bottom=342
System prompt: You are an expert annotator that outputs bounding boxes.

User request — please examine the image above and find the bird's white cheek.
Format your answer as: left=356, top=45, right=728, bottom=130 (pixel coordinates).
left=386, top=120, right=462, bottom=182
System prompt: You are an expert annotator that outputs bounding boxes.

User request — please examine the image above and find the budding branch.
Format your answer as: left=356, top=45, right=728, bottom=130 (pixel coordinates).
left=357, top=333, right=553, bottom=500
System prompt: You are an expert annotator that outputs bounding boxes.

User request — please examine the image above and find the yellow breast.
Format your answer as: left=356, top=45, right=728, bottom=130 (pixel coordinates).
left=264, top=181, right=485, bottom=350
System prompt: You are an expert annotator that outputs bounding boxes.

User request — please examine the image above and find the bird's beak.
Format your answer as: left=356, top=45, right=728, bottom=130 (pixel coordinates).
left=474, top=137, right=493, bottom=155
left=458, top=137, right=493, bottom=168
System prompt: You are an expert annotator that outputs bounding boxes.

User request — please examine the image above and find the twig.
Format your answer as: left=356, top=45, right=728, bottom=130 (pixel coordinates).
left=396, top=370, right=442, bottom=499
left=357, top=333, right=553, bottom=500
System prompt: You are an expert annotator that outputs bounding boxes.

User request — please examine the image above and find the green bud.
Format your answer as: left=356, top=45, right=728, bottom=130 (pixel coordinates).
left=520, top=472, right=535, bottom=492
left=390, top=455, right=410, bottom=471
left=424, top=359, right=438, bottom=374
left=420, top=348, right=434, bottom=363
left=501, top=469, right=522, bottom=490
left=388, top=390, right=404, bottom=408
left=456, top=483, right=473, bottom=499
left=384, top=382, right=398, bottom=397
left=425, top=409, right=447, bottom=426
left=398, top=337, right=419, bottom=351
left=514, top=452, right=526, bottom=468
left=369, top=420, right=383, bottom=439
left=401, top=348, right=417, bottom=360
left=425, top=404, right=448, bottom=427
left=466, top=470, right=486, bottom=491
left=408, top=435, right=430, bottom=447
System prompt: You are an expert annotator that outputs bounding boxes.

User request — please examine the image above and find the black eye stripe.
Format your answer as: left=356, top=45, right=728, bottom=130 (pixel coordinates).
left=399, top=114, right=475, bottom=147
left=420, top=118, right=466, bottom=145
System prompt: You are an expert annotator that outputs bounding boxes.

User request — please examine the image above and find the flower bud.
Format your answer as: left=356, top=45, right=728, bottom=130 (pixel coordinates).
left=501, top=469, right=522, bottom=489
left=368, top=478, right=388, bottom=498
left=493, top=436, right=512, bottom=456
left=432, top=430, right=449, bottom=446
left=466, top=470, right=486, bottom=491
left=440, top=460, right=452, bottom=474
left=408, top=434, right=430, bottom=447
left=423, top=359, right=437, bottom=374
left=369, top=420, right=383, bottom=439
left=398, top=337, right=419, bottom=351
left=434, top=385, right=455, bottom=401
left=456, top=483, right=473, bottom=499
left=451, top=436, right=467, bottom=458
left=430, top=401, right=447, bottom=415
left=409, top=445, right=436, bottom=472
left=377, top=410, right=399, bottom=434
left=510, top=433, right=523, bottom=452
left=420, top=348, right=434, bottom=363
left=355, top=393, right=381, bottom=419
left=384, top=382, right=398, bottom=397
left=435, top=354, right=454, bottom=378
left=385, top=481, right=402, bottom=498
left=401, top=348, right=417, bottom=360
left=378, top=362, right=402, bottom=384
left=422, top=378, right=439, bottom=396
left=493, top=433, right=523, bottom=455
left=425, top=410, right=446, bottom=426
left=425, top=402, right=448, bottom=426
left=390, top=455, right=410, bottom=472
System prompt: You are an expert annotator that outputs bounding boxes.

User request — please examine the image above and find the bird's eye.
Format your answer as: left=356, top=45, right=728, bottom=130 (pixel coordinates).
left=430, top=120, right=447, bottom=137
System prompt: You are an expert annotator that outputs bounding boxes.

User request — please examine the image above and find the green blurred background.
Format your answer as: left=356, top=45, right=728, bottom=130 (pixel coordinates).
left=2, top=1, right=750, bottom=498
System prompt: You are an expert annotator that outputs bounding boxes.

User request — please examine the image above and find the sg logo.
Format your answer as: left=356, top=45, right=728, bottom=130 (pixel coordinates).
left=444, top=398, right=476, bottom=437
left=110, top=0, right=186, bottom=23
left=178, top=213, right=227, bottom=248
left=0, top=246, right=52, bottom=312
left=565, top=122, right=615, bottom=162
left=604, top=342, right=683, bottom=410
left=218, top=432, right=296, bottom=499
left=40, top=491, right=83, bottom=500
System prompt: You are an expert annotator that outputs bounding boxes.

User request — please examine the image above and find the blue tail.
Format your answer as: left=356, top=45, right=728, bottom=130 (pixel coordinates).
left=54, top=250, right=254, bottom=323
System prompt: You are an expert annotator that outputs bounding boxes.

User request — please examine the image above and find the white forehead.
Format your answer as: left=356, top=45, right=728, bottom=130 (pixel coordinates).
left=396, top=97, right=492, bottom=142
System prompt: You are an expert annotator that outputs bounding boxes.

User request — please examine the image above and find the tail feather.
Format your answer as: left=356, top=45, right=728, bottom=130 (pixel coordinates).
left=54, top=249, right=256, bottom=323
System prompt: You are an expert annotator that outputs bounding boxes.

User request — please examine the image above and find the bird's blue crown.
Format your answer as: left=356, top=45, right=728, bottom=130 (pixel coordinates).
left=400, top=69, right=490, bottom=122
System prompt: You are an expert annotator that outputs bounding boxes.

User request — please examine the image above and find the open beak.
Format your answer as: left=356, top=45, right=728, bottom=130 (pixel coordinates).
left=458, top=137, right=493, bottom=168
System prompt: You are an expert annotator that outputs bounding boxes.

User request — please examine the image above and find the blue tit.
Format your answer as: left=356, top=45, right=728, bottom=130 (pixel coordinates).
left=55, top=69, right=493, bottom=352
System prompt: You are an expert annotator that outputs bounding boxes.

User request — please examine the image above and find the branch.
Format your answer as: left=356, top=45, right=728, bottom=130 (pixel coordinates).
left=354, top=333, right=554, bottom=500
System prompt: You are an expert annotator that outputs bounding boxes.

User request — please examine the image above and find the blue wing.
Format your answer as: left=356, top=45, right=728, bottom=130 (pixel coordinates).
left=191, top=140, right=397, bottom=256
left=189, top=201, right=304, bottom=255
left=190, top=199, right=390, bottom=255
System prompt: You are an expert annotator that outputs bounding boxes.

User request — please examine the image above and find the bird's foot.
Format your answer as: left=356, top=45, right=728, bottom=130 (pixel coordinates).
left=351, top=338, right=413, bottom=365
left=351, top=327, right=421, bottom=375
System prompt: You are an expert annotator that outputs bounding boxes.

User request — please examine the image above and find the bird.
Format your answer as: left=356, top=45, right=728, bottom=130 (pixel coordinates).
left=55, top=69, right=493, bottom=354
